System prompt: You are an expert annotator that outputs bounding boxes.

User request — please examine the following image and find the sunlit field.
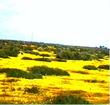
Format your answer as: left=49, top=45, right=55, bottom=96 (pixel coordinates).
left=0, top=50, right=109, bottom=104
left=0, top=0, right=110, bottom=104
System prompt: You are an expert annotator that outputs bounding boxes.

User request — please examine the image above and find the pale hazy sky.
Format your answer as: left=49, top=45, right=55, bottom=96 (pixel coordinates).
left=0, top=0, right=110, bottom=47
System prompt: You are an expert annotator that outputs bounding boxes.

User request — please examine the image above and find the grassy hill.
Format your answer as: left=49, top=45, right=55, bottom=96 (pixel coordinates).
left=0, top=39, right=109, bottom=104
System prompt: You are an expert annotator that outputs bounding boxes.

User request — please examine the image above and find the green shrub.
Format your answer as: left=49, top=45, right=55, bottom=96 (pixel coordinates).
left=22, top=46, right=33, bottom=53
left=47, top=94, right=90, bottom=104
left=22, top=57, right=33, bottom=60
left=85, top=79, right=106, bottom=83
left=53, top=58, right=67, bottom=62
left=98, top=65, right=109, bottom=70
left=0, top=46, right=19, bottom=58
left=0, top=50, right=9, bottom=58
left=0, top=68, right=42, bottom=79
left=39, top=54, right=50, bottom=57
left=73, top=70, right=89, bottom=74
left=83, top=65, right=97, bottom=70
left=2, top=79, right=19, bottom=82
left=80, top=54, right=92, bottom=61
left=24, top=86, right=39, bottom=94
left=30, top=51, right=39, bottom=55
left=34, top=58, right=51, bottom=62
left=4, top=46, right=19, bottom=57
left=28, top=66, right=69, bottom=76
left=56, top=50, right=73, bottom=60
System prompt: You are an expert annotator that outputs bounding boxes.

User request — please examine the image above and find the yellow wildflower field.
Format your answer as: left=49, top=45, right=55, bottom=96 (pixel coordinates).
left=0, top=53, right=109, bottom=104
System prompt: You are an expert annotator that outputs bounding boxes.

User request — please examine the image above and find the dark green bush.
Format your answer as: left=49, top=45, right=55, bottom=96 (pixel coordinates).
left=4, top=46, right=19, bottom=57
left=73, top=70, right=89, bottom=74
left=53, top=58, right=67, bottom=62
left=22, top=57, right=33, bottom=60
left=0, top=50, right=9, bottom=58
left=34, top=58, right=51, bottom=62
left=56, top=50, right=93, bottom=60
left=83, top=65, right=97, bottom=70
left=39, top=53, right=50, bottom=57
left=28, top=66, right=69, bottom=76
left=22, top=46, right=33, bottom=53
left=98, top=65, right=109, bottom=70
left=0, top=68, right=42, bottom=79
left=80, top=54, right=92, bottom=60
left=0, top=45, right=19, bottom=58
left=24, top=86, right=39, bottom=94
left=85, top=79, right=106, bottom=83
left=56, top=50, right=73, bottom=60
left=30, top=51, right=39, bottom=55
left=47, top=94, right=90, bottom=104
left=2, top=79, right=19, bottom=82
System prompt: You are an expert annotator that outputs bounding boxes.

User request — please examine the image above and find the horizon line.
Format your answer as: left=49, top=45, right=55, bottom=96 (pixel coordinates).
left=0, top=38, right=109, bottom=49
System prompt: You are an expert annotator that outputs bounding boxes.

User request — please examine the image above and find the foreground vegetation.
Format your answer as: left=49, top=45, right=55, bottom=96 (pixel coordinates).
left=0, top=39, right=109, bottom=104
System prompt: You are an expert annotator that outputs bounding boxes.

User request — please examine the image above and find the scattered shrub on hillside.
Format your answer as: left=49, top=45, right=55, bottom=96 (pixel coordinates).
left=39, top=54, right=50, bottom=57
left=98, top=65, right=109, bottom=70
left=22, top=46, right=33, bottom=53
left=47, top=94, right=90, bottom=104
left=83, top=65, right=97, bottom=70
left=80, top=53, right=92, bottom=61
left=0, top=68, right=42, bottom=79
left=30, top=51, right=39, bottom=55
left=52, top=58, right=67, bottom=62
left=72, top=70, right=89, bottom=74
left=34, top=58, right=51, bottom=62
left=22, top=57, right=33, bottom=60
left=0, top=46, right=20, bottom=58
left=28, top=66, right=70, bottom=76
left=37, top=47, right=44, bottom=51
left=56, top=50, right=73, bottom=60
left=84, top=79, right=106, bottom=83
left=1, top=79, right=19, bottom=82
left=24, top=86, right=39, bottom=94
left=56, top=50, right=93, bottom=60
left=4, top=46, right=20, bottom=57
left=0, top=50, right=9, bottom=58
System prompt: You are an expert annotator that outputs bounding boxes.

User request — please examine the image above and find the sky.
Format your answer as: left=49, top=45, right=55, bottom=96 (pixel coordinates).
left=0, top=0, right=110, bottom=47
